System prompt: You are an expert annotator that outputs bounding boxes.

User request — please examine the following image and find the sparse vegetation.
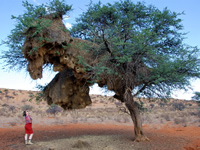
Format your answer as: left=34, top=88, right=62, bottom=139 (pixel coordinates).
left=8, top=105, right=16, bottom=113
left=46, top=104, right=63, bottom=117
left=197, top=111, right=200, bottom=118
left=174, top=118, right=187, bottom=125
left=161, top=114, right=171, bottom=121
left=150, top=104, right=155, bottom=109
left=172, top=102, right=185, bottom=111
left=21, top=105, right=33, bottom=111
left=0, top=88, right=200, bottom=128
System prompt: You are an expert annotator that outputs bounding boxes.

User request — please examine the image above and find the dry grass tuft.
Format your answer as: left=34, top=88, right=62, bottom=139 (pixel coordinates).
left=72, top=140, right=91, bottom=149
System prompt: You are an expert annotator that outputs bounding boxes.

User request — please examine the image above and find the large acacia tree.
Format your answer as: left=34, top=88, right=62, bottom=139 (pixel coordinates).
left=1, top=0, right=200, bottom=141
left=70, top=0, right=200, bottom=140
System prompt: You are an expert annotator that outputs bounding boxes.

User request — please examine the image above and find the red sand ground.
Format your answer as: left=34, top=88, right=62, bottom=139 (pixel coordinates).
left=0, top=123, right=199, bottom=150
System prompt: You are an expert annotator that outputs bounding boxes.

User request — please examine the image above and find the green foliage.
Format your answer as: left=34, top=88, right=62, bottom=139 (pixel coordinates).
left=29, top=84, right=46, bottom=103
left=71, top=0, right=200, bottom=98
left=1, top=0, right=72, bottom=71
left=29, top=93, right=34, bottom=98
left=192, top=92, right=200, bottom=100
left=4, top=89, right=8, bottom=94
left=135, top=101, right=147, bottom=112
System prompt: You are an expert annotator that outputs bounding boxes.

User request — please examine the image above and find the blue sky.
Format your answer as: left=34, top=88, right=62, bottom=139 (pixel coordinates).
left=0, top=0, right=199, bottom=100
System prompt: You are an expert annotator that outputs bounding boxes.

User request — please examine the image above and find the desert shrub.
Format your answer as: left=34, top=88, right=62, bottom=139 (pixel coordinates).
left=174, top=118, right=186, bottom=124
left=21, top=105, right=33, bottom=111
left=159, top=102, right=165, bottom=107
left=9, top=105, right=16, bottom=113
left=9, top=122, right=17, bottom=126
left=161, top=114, right=171, bottom=121
left=172, top=102, right=185, bottom=111
left=196, top=101, right=200, bottom=106
left=33, top=110, right=44, bottom=116
left=22, top=99, right=27, bottom=104
left=6, top=95, right=14, bottom=99
left=0, top=108, right=9, bottom=117
left=100, top=100, right=104, bottom=103
left=29, top=93, right=34, bottom=98
left=108, top=97, right=115, bottom=102
left=190, top=112, right=197, bottom=116
left=150, top=104, right=154, bottom=109
left=72, top=140, right=91, bottom=149
left=115, top=102, right=122, bottom=107
left=197, top=111, right=200, bottom=118
left=2, top=103, right=9, bottom=107
left=46, top=104, right=63, bottom=116
left=12, top=91, right=18, bottom=96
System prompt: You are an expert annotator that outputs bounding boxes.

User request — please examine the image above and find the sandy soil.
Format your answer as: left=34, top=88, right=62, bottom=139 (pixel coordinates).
left=0, top=123, right=200, bottom=150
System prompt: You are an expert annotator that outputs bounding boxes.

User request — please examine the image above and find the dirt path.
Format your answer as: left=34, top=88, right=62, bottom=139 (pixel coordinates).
left=0, top=123, right=199, bottom=150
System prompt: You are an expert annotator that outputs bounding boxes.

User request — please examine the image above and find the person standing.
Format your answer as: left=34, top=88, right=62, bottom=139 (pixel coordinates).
left=23, top=110, right=34, bottom=145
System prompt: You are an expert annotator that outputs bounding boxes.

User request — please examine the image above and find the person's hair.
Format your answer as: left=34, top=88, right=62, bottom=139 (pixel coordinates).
left=23, top=110, right=26, bottom=117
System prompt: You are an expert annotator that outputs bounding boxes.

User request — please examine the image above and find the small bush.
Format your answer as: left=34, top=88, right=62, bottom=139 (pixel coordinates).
left=174, top=118, right=186, bottom=124
left=12, top=91, right=18, bottom=96
left=4, top=89, right=8, bottom=92
left=21, top=105, right=33, bottom=111
left=150, top=104, right=154, bottom=109
left=115, top=102, right=122, bottom=107
left=22, top=99, right=27, bottom=104
left=2, top=103, right=9, bottom=107
left=9, top=106, right=16, bottom=113
left=190, top=112, right=197, bottom=116
left=29, top=93, right=34, bottom=98
left=161, top=114, right=171, bottom=121
left=0, top=108, right=9, bottom=117
left=9, top=122, right=17, bottom=126
left=159, top=103, right=165, bottom=107
left=72, top=140, right=91, bottom=149
left=46, top=104, right=63, bottom=116
left=197, top=111, right=200, bottom=118
left=172, top=102, right=185, bottom=111
left=6, top=95, right=14, bottom=99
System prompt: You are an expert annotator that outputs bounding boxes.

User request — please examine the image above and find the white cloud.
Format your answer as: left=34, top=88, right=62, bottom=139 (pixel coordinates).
left=65, top=23, right=72, bottom=29
left=89, top=84, right=115, bottom=96
left=63, top=15, right=70, bottom=19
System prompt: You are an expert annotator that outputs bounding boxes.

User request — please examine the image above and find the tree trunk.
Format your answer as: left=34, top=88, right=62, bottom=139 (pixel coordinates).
left=124, top=88, right=149, bottom=142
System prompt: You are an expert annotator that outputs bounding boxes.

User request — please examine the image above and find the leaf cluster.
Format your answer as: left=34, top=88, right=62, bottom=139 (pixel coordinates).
left=192, top=92, right=200, bottom=100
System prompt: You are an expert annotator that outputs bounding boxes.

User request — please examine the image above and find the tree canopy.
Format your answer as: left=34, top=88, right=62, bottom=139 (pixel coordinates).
left=70, top=0, right=200, bottom=99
